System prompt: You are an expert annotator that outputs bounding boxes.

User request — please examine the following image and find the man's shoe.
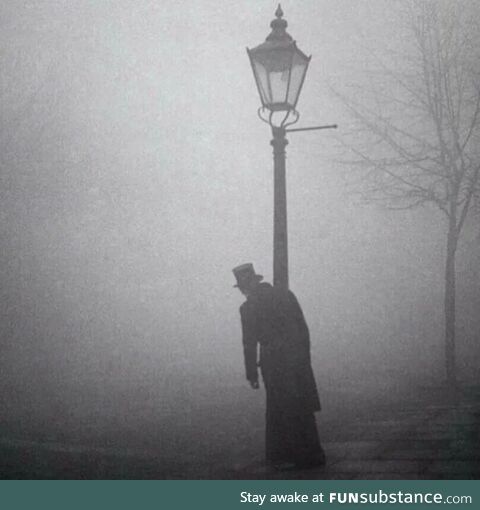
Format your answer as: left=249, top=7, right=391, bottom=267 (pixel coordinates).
left=272, top=462, right=296, bottom=471
left=295, top=453, right=326, bottom=470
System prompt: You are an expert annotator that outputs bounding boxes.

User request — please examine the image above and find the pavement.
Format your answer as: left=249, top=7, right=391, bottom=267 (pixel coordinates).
left=0, top=385, right=479, bottom=479
left=230, top=385, right=480, bottom=480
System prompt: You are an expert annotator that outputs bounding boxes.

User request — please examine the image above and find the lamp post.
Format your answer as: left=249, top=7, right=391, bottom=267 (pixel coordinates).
left=247, top=4, right=336, bottom=290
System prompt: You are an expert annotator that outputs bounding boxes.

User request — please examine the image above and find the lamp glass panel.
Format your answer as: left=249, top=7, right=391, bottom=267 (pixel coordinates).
left=269, top=68, right=290, bottom=104
left=255, top=47, right=293, bottom=73
left=286, top=50, right=309, bottom=107
left=252, top=60, right=270, bottom=105
left=251, top=46, right=295, bottom=108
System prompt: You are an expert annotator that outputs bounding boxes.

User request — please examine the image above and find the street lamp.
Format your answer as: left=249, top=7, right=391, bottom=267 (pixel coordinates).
left=247, top=4, right=336, bottom=290
left=247, top=4, right=311, bottom=119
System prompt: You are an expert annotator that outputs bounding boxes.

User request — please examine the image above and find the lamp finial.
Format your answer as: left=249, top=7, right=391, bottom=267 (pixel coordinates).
left=267, top=4, right=291, bottom=42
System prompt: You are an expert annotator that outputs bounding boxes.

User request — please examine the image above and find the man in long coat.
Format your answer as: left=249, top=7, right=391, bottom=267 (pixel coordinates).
left=233, top=263, right=325, bottom=469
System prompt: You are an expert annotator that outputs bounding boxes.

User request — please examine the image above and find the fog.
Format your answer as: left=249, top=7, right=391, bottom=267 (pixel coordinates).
left=1, top=1, right=479, bottom=476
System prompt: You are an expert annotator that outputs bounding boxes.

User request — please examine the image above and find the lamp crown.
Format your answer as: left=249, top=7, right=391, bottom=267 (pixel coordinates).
left=267, top=4, right=292, bottom=42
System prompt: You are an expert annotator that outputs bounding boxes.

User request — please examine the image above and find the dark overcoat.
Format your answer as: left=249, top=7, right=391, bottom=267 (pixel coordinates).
left=240, top=282, right=321, bottom=415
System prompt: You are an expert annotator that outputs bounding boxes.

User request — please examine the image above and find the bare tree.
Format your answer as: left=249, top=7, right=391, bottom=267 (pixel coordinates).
left=335, top=0, right=480, bottom=387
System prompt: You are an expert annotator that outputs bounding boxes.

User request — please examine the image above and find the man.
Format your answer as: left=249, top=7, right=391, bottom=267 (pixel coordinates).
left=233, top=263, right=325, bottom=469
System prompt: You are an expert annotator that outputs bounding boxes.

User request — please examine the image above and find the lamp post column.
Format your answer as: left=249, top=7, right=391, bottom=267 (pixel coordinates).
left=271, top=126, right=289, bottom=290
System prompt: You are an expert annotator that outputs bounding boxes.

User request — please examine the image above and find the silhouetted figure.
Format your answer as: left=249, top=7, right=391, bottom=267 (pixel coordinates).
left=233, top=263, right=325, bottom=470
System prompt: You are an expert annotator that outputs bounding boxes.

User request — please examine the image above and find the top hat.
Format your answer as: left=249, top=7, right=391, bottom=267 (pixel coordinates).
left=232, top=263, right=263, bottom=288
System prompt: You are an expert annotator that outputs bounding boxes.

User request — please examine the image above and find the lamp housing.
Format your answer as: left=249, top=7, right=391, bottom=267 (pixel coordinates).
left=247, top=5, right=311, bottom=113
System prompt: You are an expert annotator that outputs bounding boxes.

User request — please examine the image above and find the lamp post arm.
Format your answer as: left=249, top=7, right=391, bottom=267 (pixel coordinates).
left=285, top=124, right=338, bottom=133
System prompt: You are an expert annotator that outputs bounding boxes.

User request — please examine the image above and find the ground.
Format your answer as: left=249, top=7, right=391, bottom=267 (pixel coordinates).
left=0, top=383, right=479, bottom=479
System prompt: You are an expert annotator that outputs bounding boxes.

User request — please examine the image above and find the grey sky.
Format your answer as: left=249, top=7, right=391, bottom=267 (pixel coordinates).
left=1, top=1, right=479, bottom=422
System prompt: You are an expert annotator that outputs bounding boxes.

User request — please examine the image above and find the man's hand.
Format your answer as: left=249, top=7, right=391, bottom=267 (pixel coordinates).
left=249, top=379, right=259, bottom=389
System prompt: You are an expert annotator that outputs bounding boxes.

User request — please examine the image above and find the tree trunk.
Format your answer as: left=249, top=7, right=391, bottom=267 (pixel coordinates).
left=444, top=219, right=458, bottom=388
